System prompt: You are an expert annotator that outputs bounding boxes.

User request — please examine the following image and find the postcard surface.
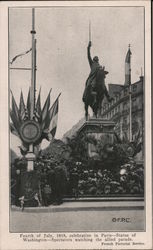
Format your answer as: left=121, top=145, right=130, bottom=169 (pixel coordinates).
left=0, top=1, right=152, bottom=249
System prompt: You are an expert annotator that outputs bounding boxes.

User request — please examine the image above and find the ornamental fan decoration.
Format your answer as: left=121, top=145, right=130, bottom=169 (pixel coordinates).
left=10, top=88, right=60, bottom=146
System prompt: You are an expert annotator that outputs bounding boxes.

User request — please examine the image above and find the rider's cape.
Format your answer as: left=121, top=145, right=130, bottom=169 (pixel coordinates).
left=82, top=63, right=103, bottom=102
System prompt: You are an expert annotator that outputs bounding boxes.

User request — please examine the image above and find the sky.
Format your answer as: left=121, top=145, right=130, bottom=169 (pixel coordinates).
left=9, top=6, right=144, bottom=153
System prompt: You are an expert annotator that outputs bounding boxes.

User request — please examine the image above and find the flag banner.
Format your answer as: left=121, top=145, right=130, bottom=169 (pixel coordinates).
left=125, top=48, right=132, bottom=85
left=41, top=89, right=52, bottom=129
left=11, top=92, right=21, bottom=130
left=10, top=110, right=20, bottom=135
left=19, top=91, right=26, bottom=120
left=10, top=122, right=19, bottom=137
left=47, top=96, right=59, bottom=140
left=10, top=48, right=32, bottom=65
left=35, top=87, right=41, bottom=120
left=43, top=94, right=60, bottom=132
left=125, top=48, right=132, bottom=63
left=26, top=88, right=31, bottom=118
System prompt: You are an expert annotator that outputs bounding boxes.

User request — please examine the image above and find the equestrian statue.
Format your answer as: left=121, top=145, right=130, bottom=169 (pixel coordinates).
left=82, top=41, right=113, bottom=120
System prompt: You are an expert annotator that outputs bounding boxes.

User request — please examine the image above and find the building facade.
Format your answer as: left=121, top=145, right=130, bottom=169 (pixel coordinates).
left=100, top=75, right=144, bottom=142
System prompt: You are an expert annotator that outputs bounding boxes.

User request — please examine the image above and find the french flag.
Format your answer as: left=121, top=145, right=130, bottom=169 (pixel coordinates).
left=125, top=47, right=132, bottom=85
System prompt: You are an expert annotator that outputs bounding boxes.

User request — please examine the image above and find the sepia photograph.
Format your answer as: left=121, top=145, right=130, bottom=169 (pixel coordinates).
left=0, top=1, right=152, bottom=249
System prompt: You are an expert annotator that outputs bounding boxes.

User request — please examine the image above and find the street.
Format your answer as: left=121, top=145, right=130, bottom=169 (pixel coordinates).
left=10, top=201, right=144, bottom=232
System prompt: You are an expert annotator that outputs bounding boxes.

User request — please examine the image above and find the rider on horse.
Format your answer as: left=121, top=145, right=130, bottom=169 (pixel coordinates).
left=83, top=41, right=112, bottom=110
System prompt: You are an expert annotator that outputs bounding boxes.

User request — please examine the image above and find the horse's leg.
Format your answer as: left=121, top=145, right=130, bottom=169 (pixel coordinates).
left=85, top=103, right=88, bottom=121
left=95, top=106, right=98, bottom=118
left=97, top=95, right=104, bottom=117
left=93, top=102, right=98, bottom=118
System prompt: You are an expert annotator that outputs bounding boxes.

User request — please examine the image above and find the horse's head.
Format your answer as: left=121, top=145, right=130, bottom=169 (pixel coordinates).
left=96, top=67, right=109, bottom=80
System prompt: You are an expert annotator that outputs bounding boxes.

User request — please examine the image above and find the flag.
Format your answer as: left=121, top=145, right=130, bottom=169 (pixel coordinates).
left=44, top=94, right=60, bottom=140
left=10, top=109, right=20, bottom=135
left=10, top=92, right=21, bottom=131
left=19, top=91, right=26, bottom=121
left=26, top=88, right=31, bottom=118
left=125, top=47, right=132, bottom=85
left=35, top=87, right=41, bottom=121
left=41, top=89, right=52, bottom=129
left=10, top=48, right=32, bottom=65
left=10, top=121, right=19, bottom=137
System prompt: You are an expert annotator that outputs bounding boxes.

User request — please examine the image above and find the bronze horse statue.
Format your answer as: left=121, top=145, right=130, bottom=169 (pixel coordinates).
left=82, top=66, right=113, bottom=120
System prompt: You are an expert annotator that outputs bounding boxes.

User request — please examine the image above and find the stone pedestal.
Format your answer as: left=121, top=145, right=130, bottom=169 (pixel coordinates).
left=25, top=145, right=36, bottom=172
left=78, top=118, right=116, bottom=158
left=25, top=152, right=35, bottom=172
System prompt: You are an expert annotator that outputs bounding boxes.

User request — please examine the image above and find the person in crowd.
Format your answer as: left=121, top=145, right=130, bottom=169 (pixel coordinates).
left=53, top=162, right=67, bottom=205
left=14, top=159, right=21, bottom=206
left=47, top=164, right=56, bottom=204
left=69, top=167, right=79, bottom=198
left=42, top=179, right=51, bottom=206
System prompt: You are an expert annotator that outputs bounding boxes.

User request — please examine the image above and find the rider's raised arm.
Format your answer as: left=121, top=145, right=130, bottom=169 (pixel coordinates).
left=87, top=41, right=93, bottom=68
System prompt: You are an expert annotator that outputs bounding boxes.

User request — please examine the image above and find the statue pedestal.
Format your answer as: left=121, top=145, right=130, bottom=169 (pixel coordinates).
left=20, top=146, right=39, bottom=207
left=78, top=118, right=116, bottom=158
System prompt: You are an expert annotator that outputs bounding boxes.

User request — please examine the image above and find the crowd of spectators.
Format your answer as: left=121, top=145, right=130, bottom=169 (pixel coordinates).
left=66, top=159, right=144, bottom=197
left=11, top=154, right=144, bottom=207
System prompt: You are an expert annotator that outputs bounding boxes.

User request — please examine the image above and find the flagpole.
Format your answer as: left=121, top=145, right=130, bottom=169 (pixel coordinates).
left=55, top=92, right=61, bottom=102
left=50, top=93, right=61, bottom=110
left=30, top=8, right=36, bottom=120
left=129, top=44, right=132, bottom=142
left=27, top=8, right=36, bottom=171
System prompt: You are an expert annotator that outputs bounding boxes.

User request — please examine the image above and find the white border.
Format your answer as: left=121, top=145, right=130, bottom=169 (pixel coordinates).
left=0, top=1, right=152, bottom=249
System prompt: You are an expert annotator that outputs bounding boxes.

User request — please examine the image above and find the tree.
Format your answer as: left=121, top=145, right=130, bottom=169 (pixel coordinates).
left=65, top=133, right=97, bottom=164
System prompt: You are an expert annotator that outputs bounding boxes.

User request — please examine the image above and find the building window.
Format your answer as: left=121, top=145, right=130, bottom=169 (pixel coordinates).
left=123, top=101, right=128, bottom=110
left=133, top=85, right=137, bottom=92
left=132, top=98, right=137, bottom=111
left=115, top=107, right=117, bottom=113
left=123, top=117, right=127, bottom=125
left=132, top=98, right=137, bottom=106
